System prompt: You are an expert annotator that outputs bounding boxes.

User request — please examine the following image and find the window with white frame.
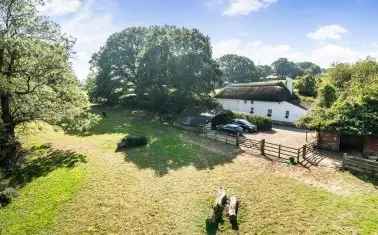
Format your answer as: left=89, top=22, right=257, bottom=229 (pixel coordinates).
left=285, top=111, right=290, bottom=119
left=267, top=109, right=272, bottom=117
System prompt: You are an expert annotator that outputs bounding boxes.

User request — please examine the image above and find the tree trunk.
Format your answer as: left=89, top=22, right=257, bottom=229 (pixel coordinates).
left=0, top=92, right=17, bottom=170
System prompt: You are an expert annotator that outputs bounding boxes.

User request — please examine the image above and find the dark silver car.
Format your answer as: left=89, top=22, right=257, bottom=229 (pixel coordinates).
left=219, top=124, right=244, bottom=136
left=232, top=119, right=257, bottom=133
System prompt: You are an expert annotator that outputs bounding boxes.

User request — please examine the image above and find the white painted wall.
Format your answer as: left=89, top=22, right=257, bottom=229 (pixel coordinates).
left=217, top=98, right=307, bottom=124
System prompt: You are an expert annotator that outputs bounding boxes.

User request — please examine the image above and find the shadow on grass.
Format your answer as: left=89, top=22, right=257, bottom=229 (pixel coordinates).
left=122, top=134, right=239, bottom=177
left=205, top=217, right=225, bottom=235
left=348, top=171, right=378, bottom=187
left=5, top=144, right=87, bottom=188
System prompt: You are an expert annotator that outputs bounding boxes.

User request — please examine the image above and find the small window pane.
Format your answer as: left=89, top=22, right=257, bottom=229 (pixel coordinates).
left=285, top=111, right=290, bottom=119
left=267, top=109, right=272, bottom=117
left=250, top=107, right=254, bottom=114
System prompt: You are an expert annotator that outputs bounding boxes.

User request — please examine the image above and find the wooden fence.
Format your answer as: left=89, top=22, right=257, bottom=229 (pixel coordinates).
left=343, top=155, right=378, bottom=179
left=202, top=128, right=318, bottom=164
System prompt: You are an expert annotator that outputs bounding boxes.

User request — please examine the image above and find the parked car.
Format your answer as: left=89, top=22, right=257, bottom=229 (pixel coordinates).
left=218, top=124, right=244, bottom=136
left=232, top=119, right=257, bottom=133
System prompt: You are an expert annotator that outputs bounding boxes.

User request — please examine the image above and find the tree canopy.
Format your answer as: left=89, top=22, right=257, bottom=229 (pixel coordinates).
left=89, top=26, right=221, bottom=117
left=272, top=58, right=302, bottom=78
left=296, top=62, right=322, bottom=76
left=217, top=54, right=258, bottom=84
left=299, top=59, right=378, bottom=135
left=0, top=0, right=89, bottom=168
left=295, top=74, right=317, bottom=97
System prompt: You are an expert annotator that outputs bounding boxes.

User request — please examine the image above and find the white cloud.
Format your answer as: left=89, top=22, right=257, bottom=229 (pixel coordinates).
left=212, top=39, right=375, bottom=68
left=59, top=0, right=124, bottom=81
left=309, top=44, right=362, bottom=66
left=213, top=39, right=303, bottom=65
left=38, top=0, right=83, bottom=16
left=223, top=0, right=278, bottom=16
left=307, top=24, right=348, bottom=41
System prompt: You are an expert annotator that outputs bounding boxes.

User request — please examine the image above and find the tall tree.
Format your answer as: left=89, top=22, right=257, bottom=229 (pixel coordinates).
left=296, top=74, right=317, bottom=97
left=90, top=26, right=221, bottom=117
left=256, top=65, right=273, bottom=79
left=217, top=54, right=258, bottom=83
left=296, top=62, right=322, bottom=76
left=272, top=58, right=301, bottom=78
left=0, top=0, right=89, bottom=168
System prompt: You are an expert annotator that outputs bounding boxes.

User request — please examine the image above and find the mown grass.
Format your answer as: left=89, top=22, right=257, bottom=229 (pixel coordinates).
left=1, top=107, right=377, bottom=234
left=0, top=146, right=87, bottom=235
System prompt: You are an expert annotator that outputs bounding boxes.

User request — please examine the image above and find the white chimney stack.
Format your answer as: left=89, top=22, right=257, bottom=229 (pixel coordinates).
left=285, top=77, right=293, bottom=94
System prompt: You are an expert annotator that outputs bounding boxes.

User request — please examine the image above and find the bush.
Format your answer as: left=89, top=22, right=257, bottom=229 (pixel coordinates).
left=0, top=187, right=18, bottom=207
left=211, top=110, right=235, bottom=129
left=118, top=135, right=148, bottom=149
left=234, top=113, right=272, bottom=131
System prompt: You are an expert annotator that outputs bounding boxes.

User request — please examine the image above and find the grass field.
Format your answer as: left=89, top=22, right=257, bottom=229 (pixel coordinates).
left=1, top=107, right=378, bottom=234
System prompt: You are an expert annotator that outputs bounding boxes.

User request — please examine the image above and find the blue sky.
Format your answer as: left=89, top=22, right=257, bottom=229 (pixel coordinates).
left=39, top=0, right=378, bottom=80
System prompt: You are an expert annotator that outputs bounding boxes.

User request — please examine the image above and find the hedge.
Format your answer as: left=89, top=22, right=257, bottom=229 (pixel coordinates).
left=211, top=110, right=235, bottom=129
left=234, top=113, right=272, bottom=131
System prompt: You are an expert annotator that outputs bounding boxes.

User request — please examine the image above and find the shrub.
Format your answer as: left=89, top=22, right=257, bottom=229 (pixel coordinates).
left=211, top=110, right=235, bottom=129
left=0, top=187, right=18, bottom=207
left=118, top=136, right=148, bottom=149
left=234, top=113, right=273, bottom=131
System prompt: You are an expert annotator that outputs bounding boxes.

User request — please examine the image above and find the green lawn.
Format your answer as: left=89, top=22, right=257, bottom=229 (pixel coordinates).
left=1, top=107, right=378, bottom=234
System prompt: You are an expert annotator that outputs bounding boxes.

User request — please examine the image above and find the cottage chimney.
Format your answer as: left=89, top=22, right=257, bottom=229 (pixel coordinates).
left=285, top=77, right=293, bottom=94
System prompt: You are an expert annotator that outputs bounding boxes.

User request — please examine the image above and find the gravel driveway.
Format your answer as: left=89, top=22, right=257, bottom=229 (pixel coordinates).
left=245, top=125, right=316, bottom=148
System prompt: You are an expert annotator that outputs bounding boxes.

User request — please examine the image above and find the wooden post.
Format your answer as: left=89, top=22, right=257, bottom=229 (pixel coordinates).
left=228, top=196, right=239, bottom=228
left=297, top=148, right=300, bottom=163
left=236, top=133, right=239, bottom=147
left=260, top=139, right=265, bottom=156
left=278, top=145, right=281, bottom=158
left=302, top=145, right=307, bottom=159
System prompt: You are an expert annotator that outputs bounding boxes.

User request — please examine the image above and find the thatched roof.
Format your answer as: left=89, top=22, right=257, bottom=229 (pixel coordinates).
left=215, top=81, right=295, bottom=102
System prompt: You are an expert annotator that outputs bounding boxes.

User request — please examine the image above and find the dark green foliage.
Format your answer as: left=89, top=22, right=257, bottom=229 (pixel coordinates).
left=211, top=111, right=235, bottom=129
left=0, top=0, right=90, bottom=168
left=300, top=58, right=378, bottom=135
left=256, top=65, right=273, bottom=79
left=318, top=84, right=337, bottom=108
left=296, top=74, right=317, bottom=97
left=296, top=62, right=322, bottom=76
left=234, top=113, right=273, bottom=131
left=272, top=58, right=302, bottom=78
left=0, top=187, right=18, bottom=207
left=217, top=54, right=258, bottom=83
left=118, top=136, right=148, bottom=149
left=90, top=26, right=221, bottom=117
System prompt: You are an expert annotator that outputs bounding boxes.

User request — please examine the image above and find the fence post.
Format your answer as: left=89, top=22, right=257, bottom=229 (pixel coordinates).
left=278, top=144, right=281, bottom=158
left=297, top=148, right=300, bottom=163
left=236, top=133, right=240, bottom=147
left=260, top=139, right=265, bottom=156
left=302, top=145, right=307, bottom=159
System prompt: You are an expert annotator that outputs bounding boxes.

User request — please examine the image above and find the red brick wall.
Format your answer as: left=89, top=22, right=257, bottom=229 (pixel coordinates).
left=365, top=136, right=378, bottom=154
left=318, top=131, right=340, bottom=152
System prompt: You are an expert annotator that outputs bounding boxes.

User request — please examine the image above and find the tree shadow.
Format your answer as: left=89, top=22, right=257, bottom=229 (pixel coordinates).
left=121, top=134, right=240, bottom=177
left=4, top=144, right=87, bottom=188
left=205, top=217, right=225, bottom=235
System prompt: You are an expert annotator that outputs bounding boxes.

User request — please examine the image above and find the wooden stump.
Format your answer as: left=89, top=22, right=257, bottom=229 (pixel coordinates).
left=228, top=196, right=239, bottom=229
left=210, top=188, right=227, bottom=223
